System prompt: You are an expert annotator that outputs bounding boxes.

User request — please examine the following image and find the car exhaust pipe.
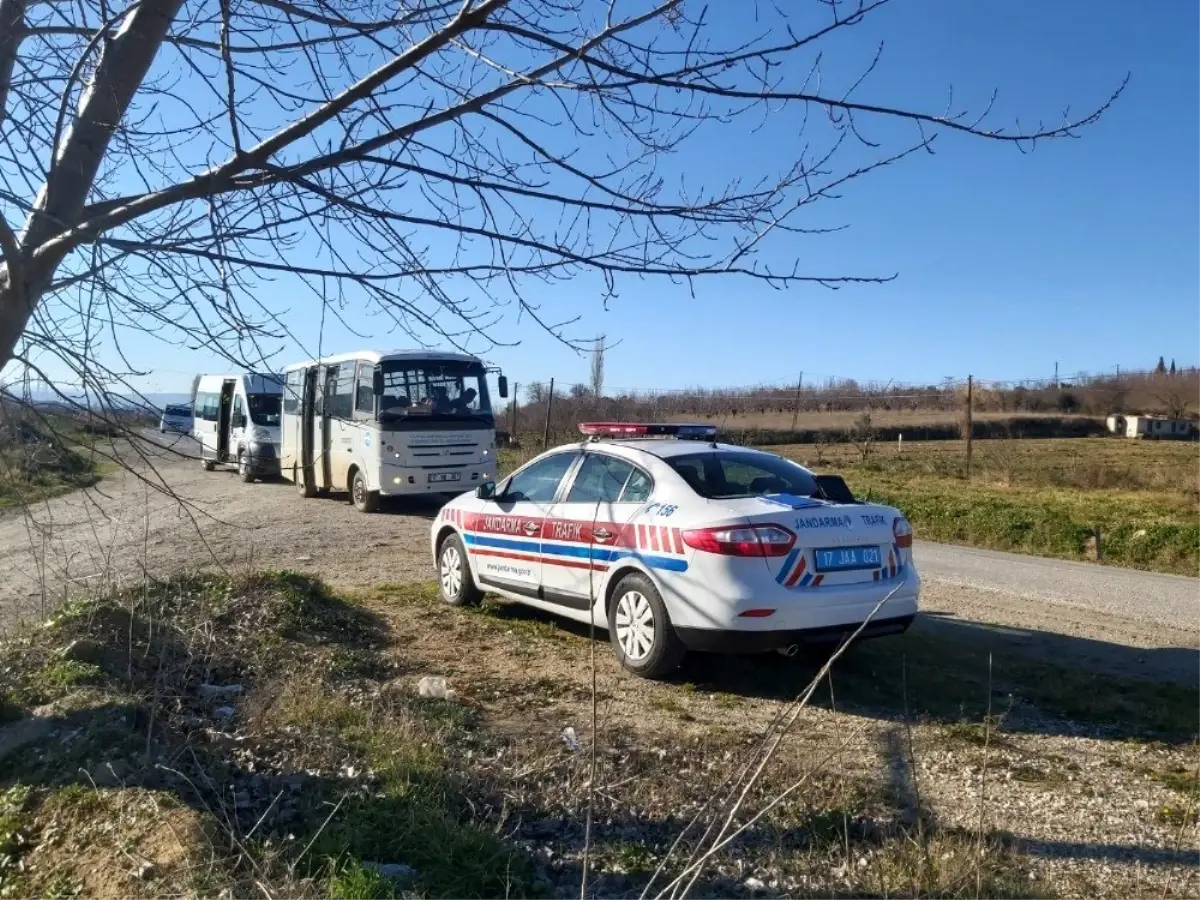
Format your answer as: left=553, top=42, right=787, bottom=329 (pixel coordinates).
left=776, top=644, right=800, bottom=658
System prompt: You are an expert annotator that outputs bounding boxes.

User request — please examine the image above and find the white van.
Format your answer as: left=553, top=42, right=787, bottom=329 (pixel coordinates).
left=192, top=373, right=284, bottom=482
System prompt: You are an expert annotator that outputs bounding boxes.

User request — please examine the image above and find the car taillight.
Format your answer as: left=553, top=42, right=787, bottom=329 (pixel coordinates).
left=893, top=516, right=913, bottom=548
left=681, top=524, right=796, bottom=558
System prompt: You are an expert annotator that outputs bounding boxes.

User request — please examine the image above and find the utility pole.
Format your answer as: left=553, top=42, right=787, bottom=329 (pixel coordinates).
left=510, top=385, right=519, bottom=439
left=789, top=372, right=804, bottom=433
left=965, top=374, right=974, bottom=478
left=541, top=378, right=555, bottom=450
left=1053, top=361, right=1058, bottom=389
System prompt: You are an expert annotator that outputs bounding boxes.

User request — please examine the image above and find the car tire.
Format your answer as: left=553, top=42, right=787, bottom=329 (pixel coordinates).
left=351, top=469, right=379, bottom=513
left=201, top=459, right=215, bottom=472
left=437, top=533, right=482, bottom=607
left=295, top=465, right=317, bottom=498
left=607, top=572, right=686, bottom=679
left=237, top=451, right=255, bottom=483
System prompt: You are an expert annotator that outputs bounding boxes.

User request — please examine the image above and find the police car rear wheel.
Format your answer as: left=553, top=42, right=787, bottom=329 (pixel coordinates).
left=438, top=534, right=481, bottom=607
left=608, top=573, right=685, bottom=679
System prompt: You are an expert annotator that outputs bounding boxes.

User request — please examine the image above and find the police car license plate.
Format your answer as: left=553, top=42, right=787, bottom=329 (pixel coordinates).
left=814, top=545, right=881, bottom=572
left=428, top=472, right=461, bottom=484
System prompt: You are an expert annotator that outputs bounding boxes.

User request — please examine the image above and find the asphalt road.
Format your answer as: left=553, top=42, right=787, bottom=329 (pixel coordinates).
left=913, top=540, right=1198, bottom=632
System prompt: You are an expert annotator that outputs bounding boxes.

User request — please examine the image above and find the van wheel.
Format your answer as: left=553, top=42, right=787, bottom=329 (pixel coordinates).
left=438, top=533, right=482, bottom=607
left=351, top=469, right=379, bottom=513
left=237, top=451, right=255, bottom=483
left=295, top=465, right=317, bottom=498
left=201, top=459, right=215, bottom=472
left=607, top=572, right=686, bottom=679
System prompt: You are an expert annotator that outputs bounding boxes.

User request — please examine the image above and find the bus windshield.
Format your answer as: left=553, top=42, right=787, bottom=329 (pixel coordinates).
left=378, top=360, right=492, bottom=422
left=248, top=393, right=281, bottom=427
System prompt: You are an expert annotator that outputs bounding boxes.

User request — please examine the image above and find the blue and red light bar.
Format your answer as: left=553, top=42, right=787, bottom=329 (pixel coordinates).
left=578, top=422, right=718, bottom=439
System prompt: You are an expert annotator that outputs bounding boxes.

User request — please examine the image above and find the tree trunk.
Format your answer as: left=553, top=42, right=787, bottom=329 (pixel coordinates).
left=0, top=0, right=182, bottom=369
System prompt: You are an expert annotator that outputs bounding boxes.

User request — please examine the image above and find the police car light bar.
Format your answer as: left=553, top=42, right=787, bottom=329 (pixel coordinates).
left=578, top=422, right=718, bottom=440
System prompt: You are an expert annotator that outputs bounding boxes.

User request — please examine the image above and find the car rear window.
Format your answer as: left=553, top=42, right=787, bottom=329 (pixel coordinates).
left=667, top=451, right=818, bottom=500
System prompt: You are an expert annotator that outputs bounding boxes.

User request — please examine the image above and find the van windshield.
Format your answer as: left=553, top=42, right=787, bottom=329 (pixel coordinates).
left=164, top=405, right=191, bottom=416
left=248, top=393, right=281, bottom=427
left=377, top=360, right=492, bottom=422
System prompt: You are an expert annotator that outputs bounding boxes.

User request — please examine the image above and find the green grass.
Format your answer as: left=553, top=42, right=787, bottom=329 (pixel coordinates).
left=773, top=438, right=1198, bottom=575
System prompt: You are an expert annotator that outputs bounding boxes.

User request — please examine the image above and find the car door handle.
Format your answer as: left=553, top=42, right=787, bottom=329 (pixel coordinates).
left=593, top=528, right=613, bottom=542
left=523, top=522, right=540, bottom=536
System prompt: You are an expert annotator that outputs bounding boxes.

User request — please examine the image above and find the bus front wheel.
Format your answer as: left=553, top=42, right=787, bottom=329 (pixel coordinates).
left=351, top=469, right=379, bottom=513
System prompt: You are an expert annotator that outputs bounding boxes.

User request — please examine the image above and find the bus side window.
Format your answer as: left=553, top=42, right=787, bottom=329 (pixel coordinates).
left=331, top=367, right=355, bottom=420
left=355, top=364, right=376, bottom=419
left=283, top=371, right=302, bottom=415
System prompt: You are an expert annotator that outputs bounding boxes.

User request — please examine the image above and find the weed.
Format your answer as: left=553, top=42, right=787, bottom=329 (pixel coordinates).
left=610, top=841, right=656, bottom=872
left=0, top=786, right=34, bottom=895
left=1145, top=764, right=1200, bottom=796
left=329, top=861, right=399, bottom=900
left=1009, top=764, right=1066, bottom=785
left=36, top=660, right=103, bottom=691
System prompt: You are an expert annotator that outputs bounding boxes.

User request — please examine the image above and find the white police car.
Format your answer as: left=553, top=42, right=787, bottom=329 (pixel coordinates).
left=430, top=423, right=919, bottom=678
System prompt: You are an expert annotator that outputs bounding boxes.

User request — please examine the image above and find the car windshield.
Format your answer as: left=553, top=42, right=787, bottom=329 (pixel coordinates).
left=247, top=393, right=281, bottom=427
left=378, top=360, right=492, bottom=421
left=667, top=450, right=819, bottom=500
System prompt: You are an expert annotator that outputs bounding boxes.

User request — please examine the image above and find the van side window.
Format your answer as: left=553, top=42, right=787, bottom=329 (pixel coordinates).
left=232, top=394, right=244, bottom=424
left=355, top=364, right=376, bottom=417
left=197, top=392, right=219, bottom=422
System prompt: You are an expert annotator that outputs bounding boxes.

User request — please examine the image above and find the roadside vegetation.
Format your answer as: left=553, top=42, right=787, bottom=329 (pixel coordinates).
left=773, top=438, right=1198, bottom=576
left=1, top=573, right=1196, bottom=899
left=0, top=409, right=106, bottom=509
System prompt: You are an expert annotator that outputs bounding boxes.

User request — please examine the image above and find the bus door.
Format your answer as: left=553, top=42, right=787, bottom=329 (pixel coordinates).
left=217, top=379, right=236, bottom=462
left=319, top=365, right=338, bottom=490
left=300, top=366, right=318, bottom=488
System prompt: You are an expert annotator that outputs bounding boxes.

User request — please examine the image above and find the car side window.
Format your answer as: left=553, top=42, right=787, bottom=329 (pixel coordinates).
left=566, top=454, right=634, bottom=504
left=619, top=467, right=652, bottom=503
left=504, top=453, right=578, bottom=504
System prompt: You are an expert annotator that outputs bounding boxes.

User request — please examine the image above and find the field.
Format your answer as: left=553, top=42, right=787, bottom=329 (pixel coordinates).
left=0, top=574, right=1196, bottom=899
left=772, top=437, right=1199, bottom=576
left=0, top=416, right=106, bottom=509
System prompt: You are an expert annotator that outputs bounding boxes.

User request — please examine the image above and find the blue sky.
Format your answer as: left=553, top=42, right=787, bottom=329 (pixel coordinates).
left=19, top=0, right=1200, bottom=396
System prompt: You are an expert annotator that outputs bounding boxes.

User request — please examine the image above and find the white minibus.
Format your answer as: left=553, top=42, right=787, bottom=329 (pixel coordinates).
left=192, top=373, right=284, bottom=481
left=279, top=350, right=507, bottom=511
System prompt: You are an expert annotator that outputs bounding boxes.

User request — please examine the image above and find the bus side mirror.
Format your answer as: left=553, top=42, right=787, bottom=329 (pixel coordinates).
left=497, top=376, right=508, bottom=399
left=475, top=481, right=496, bottom=500
left=372, top=369, right=384, bottom=395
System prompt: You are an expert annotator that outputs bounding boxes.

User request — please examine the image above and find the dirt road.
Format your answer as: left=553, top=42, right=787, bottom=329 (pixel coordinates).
left=0, top=433, right=442, bottom=629
left=1, top=435, right=1195, bottom=682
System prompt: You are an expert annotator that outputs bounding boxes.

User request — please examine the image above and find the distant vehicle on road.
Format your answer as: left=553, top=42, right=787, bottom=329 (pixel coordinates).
left=192, top=374, right=283, bottom=482
left=431, top=422, right=920, bottom=678
left=159, top=404, right=192, bottom=434
left=279, top=349, right=508, bottom=512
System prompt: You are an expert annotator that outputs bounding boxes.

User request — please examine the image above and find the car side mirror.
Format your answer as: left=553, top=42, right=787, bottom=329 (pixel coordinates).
left=497, top=376, right=509, bottom=399
left=475, top=481, right=496, bottom=500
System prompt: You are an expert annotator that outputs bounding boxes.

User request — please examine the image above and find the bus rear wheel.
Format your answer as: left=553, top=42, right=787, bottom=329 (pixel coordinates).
left=351, top=469, right=379, bottom=513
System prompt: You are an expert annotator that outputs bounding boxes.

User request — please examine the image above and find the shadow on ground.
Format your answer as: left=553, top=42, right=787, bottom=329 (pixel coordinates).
left=473, top=600, right=1200, bottom=745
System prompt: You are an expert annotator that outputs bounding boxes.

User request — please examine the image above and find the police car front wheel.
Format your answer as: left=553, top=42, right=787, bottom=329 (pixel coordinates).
left=607, top=572, right=685, bottom=679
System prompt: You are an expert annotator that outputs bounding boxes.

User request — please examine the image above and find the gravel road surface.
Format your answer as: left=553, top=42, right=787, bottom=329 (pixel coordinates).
left=914, top=540, right=1198, bottom=632
left=0, top=435, right=1195, bottom=682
